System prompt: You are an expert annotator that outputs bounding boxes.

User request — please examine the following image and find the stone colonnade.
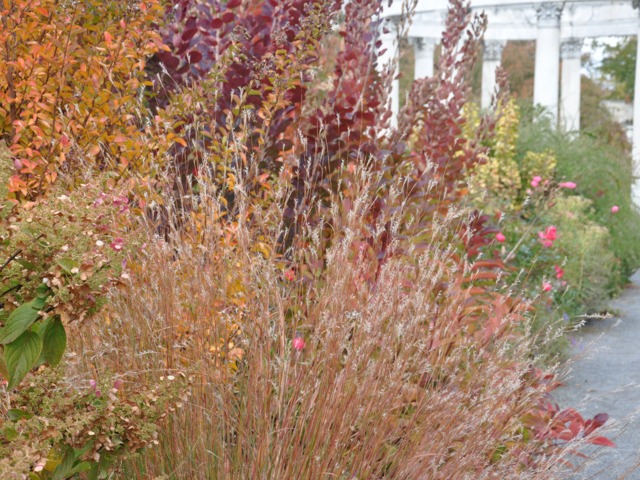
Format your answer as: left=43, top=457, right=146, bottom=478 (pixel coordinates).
left=382, top=1, right=640, bottom=208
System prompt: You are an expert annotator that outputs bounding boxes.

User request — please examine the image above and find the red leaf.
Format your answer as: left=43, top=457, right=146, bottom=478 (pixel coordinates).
left=181, top=28, right=198, bottom=42
left=558, top=429, right=576, bottom=441
left=221, top=11, right=235, bottom=23
left=186, top=50, right=203, bottom=64
left=226, top=0, right=241, bottom=7
left=585, top=412, right=609, bottom=435
left=593, top=413, right=609, bottom=424
left=156, top=51, right=180, bottom=70
left=587, top=436, right=616, bottom=448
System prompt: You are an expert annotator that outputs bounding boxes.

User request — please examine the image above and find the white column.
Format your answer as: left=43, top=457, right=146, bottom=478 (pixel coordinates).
left=481, top=40, right=505, bottom=110
left=379, top=33, right=399, bottom=125
left=533, top=3, right=563, bottom=127
left=414, top=38, right=436, bottom=79
left=560, top=38, right=582, bottom=132
left=633, top=14, right=640, bottom=208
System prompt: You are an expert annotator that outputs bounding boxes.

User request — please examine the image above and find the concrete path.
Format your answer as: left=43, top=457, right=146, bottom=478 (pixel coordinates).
left=554, top=271, right=640, bottom=479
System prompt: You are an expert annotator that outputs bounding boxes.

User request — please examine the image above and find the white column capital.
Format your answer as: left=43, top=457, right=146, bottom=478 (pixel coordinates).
left=561, top=39, right=582, bottom=60
left=483, top=40, right=505, bottom=62
left=537, top=2, right=563, bottom=28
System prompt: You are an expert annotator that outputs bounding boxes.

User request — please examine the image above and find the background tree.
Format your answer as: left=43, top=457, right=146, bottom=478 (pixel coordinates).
left=600, top=37, right=637, bottom=101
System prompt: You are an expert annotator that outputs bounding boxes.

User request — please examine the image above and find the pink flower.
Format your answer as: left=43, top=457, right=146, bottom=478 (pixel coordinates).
left=545, top=226, right=557, bottom=241
left=284, top=269, right=295, bottom=281
left=542, top=282, right=552, bottom=292
left=89, top=379, right=102, bottom=397
left=611, top=205, right=619, bottom=214
left=538, top=225, right=557, bottom=247
left=530, top=176, right=541, bottom=188
left=554, top=265, right=564, bottom=279
left=110, top=237, right=125, bottom=251
left=495, top=232, right=506, bottom=243
left=293, top=336, right=305, bottom=352
left=559, top=181, right=577, bottom=189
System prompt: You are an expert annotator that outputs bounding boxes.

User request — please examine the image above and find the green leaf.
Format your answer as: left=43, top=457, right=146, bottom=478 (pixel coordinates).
left=31, top=295, right=47, bottom=310
left=16, top=259, right=37, bottom=271
left=51, top=448, right=76, bottom=480
left=5, top=331, right=42, bottom=389
left=7, top=408, right=33, bottom=421
left=32, top=317, right=50, bottom=337
left=56, top=257, right=79, bottom=274
left=35, top=283, right=52, bottom=299
left=3, top=426, right=18, bottom=441
left=68, top=461, right=92, bottom=476
left=42, top=317, right=66, bottom=366
left=74, top=440, right=95, bottom=460
left=0, top=351, right=9, bottom=381
left=33, top=318, right=50, bottom=368
left=0, top=302, right=41, bottom=344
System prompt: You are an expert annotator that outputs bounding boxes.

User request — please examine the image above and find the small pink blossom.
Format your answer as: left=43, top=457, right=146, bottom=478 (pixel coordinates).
left=293, top=336, right=305, bottom=351
left=89, top=379, right=102, bottom=397
left=611, top=205, right=619, bottom=214
left=284, top=269, right=295, bottom=281
left=538, top=225, right=557, bottom=247
left=542, top=282, right=552, bottom=292
left=112, top=195, right=129, bottom=213
left=545, top=226, right=557, bottom=240
left=554, top=265, right=564, bottom=279
left=531, top=176, right=542, bottom=188
left=558, top=181, right=577, bottom=189
left=495, top=232, right=506, bottom=243
left=110, top=237, right=125, bottom=251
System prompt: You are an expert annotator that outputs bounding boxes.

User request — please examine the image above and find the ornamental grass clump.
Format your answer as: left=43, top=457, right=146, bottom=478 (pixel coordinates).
left=67, top=165, right=609, bottom=479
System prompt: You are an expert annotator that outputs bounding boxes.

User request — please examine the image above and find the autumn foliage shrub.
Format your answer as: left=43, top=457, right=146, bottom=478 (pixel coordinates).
left=0, top=0, right=167, bottom=199
left=0, top=142, right=190, bottom=479
left=0, top=366, right=188, bottom=479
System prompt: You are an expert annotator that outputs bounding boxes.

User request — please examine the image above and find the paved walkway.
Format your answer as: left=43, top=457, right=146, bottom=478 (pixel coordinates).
left=554, top=271, right=640, bottom=479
